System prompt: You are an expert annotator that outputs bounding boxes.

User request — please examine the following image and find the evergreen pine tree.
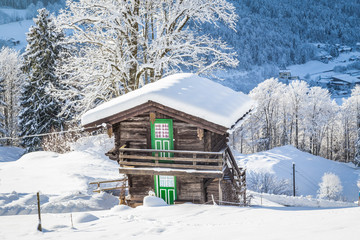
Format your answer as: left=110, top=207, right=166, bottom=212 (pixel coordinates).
left=19, top=8, right=64, bottom=152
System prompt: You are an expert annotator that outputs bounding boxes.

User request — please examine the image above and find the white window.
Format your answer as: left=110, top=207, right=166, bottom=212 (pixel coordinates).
left=155, top=123, right=169, bottom=138
left=159, top=175, right=175, bottom=187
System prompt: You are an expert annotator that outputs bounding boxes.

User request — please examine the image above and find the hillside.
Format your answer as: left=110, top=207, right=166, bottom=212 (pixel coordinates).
left=207, top=0, right=360, bottom=69
left=2, top=0, right=359, bottom=66
left=236, top=145, right=360, bottom=202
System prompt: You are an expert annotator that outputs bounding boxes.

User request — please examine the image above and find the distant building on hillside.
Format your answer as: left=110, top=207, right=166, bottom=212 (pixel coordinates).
left=328, top=74, right=360, bottom=92
left=320, top=55, right=333, bottom=63
left=339, top=46, right=352, bottom=53
left=356, top=42, right=360, bottom=50
left=279, top=69, right=299, bottom=83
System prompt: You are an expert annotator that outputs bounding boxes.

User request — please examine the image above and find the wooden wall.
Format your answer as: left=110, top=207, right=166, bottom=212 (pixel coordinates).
left=127, top=174, right=222, bottom=206
left=110, top=110, right=233, bottom=206
left=110, top=111, right=228, bottom=156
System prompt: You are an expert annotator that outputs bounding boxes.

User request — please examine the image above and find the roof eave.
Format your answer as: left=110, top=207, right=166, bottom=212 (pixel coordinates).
left=83, top=100, right=229, bottom=135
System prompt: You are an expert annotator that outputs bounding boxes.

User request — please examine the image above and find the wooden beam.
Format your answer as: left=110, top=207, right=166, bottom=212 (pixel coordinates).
left=119, top=161, right=222, bottom=170
left=83, top=101, right=151, bottom=129
left=149, top=112, right=156, bottom=124
left=120, top=155, right=223, bottom=163
left=201, top=179, right=206, bottom=203
left=89, top=178, right=127, bottom=185
left=119, top=168, right=223, bottom=178
left=119, top=147, right=223, bottom=155
left=83, top=100, right=229, bottom=135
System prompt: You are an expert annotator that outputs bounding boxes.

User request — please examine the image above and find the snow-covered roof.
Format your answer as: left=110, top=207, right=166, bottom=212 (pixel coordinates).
left=332, top=74, right=360, bottom=84
left=81, top=73, right=254, bottom=129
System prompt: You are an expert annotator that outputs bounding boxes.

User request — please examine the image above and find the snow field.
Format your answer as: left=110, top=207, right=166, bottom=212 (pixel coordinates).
left=0, top=203, right=359, bottom=240
left=0, top=19, right=33, bottom=50
left=0, top=135, right=120, bottom=215
left=1, top=135, right=360, bottom=239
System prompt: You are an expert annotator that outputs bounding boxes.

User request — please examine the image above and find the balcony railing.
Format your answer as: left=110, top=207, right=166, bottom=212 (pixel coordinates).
left=118, top=148, right=224, bottom=171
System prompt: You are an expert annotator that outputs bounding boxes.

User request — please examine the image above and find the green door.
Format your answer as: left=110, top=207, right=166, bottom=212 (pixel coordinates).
left=154, top=175, right=177, bottom=205
left=151, top=119, right=177, bottom=204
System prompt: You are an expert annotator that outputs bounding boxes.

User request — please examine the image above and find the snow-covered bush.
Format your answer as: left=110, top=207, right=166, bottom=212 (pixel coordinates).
left=317, top=172, right=343, bottom=200
left=41, top=127, right=85, bottom=153
left=247, top=172, right=292, bottom=196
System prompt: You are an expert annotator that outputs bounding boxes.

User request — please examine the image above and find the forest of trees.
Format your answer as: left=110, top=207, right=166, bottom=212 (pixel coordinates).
left=0, top=0, right=66, bottom=26
left=0, top=0, right=360, bottom=166
left=1, top=0, right=359, bottom=70
left=234, top=78, right=360, bottom=165
left=0, top=0, right=61, bottom=9
left=200, top=0, right=360, bottom=69
left=0, top=0, right=240, bottom=151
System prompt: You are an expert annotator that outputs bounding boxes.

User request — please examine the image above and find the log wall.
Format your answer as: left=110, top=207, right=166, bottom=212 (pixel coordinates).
left=110, top=111, right=227, bottom=156
left=127, top=174, right=223, bottom=206
left=110, top=110, right=233, bottom=206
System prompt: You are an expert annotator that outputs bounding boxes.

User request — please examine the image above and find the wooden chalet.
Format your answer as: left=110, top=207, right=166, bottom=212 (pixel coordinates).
left=82, top=73, right=253, bottom=206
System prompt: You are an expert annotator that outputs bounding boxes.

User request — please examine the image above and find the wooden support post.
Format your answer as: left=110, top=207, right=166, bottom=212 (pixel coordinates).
left=150, top=112, right=156, bottom=124
left=293, top=163, right=296, bottom=197
left=201, top=179, right=207, bottom=203
left=119, top=151, right=123, bottom=163
left=37, top=192, right=42, bottom=232
left=155, top=152, right=159, bottom=164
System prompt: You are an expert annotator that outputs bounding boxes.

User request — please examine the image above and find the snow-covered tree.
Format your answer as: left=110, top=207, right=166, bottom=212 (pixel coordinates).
left=347, top=86, right=360, bottom=166
left=286, top=80, right=309, bottom=149
left=19, top=8, right=64, bottom=152
left=317, top=172, right=343, bottom=200
left=304, top=87, right=334, bottom=155
left=247, top=171, right=292, bottom=196
left=249, top=78, right=286, bottom=150
left=54, top=0, right=239, bottom=122
left=0, top=75, right=6, bottom=143
left=0, top=47, right=23, bottom=146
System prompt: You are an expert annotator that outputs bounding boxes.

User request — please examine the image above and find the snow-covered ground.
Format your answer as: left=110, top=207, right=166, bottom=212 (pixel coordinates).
left=0, top=146, right=24, bottom=162
left=0, top=135, right=120, bottom=215
left=0, top=19, right=33, bottom=50
left=288, top=52, right=360, bottom=79
left=1, top=136, right=360, bottom=239
left=236, top=145, right=360, bottom=202
left=0, top=7, right=29, bottom=21
left=0, top=200, right=359, bottom=240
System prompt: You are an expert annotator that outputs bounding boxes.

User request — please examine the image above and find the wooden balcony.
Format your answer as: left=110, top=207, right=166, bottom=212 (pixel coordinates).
left=118, top=148, right=225, bottom=178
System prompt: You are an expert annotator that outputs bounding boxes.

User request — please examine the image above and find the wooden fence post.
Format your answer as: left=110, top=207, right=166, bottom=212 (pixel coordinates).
left=37, top=192, right=42, bottom=232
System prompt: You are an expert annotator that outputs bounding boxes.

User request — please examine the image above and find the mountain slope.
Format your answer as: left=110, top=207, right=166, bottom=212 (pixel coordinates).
left=236, top=145, right=360, bottom=201
left=200, top=0, right=360, bottom=69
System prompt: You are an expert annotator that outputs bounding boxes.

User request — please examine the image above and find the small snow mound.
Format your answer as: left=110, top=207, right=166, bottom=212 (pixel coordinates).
left=70, top=134, right=114, bottom=154
left=111, top=205, right=131, bottom=212
left=74, top=213, right=99, bottom=223
left=0, top=147, right=24, bottom=162
left=143, top=196, right=167, bottom=207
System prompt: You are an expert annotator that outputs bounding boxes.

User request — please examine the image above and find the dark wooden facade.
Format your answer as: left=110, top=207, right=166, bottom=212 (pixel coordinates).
left=84, top=100, right=246, bottom=206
